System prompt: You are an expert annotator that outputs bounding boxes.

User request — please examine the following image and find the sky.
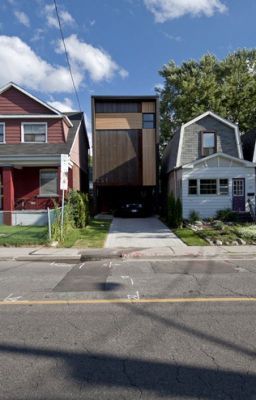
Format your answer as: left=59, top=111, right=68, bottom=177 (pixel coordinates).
left=0, top=0, right=256, bottom=143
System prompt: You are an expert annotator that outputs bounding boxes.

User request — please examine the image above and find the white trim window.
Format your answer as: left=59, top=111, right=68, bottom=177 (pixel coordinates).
left=39, top=169, right=58, bottom=196
left=188, top=178, right=229, bottom=196
left=0, top=123, right=5, bottom=143
left=219, top=179, right=229, bottom=195
left=188, top=179, right=198, bottom=195
left=22, top=123, right=47, bottom=143
left=200, top=179, right=217, bottom=195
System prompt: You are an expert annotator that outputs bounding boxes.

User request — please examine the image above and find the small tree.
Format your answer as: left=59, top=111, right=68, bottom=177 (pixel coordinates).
left=175, top=198, right=183, bottom=228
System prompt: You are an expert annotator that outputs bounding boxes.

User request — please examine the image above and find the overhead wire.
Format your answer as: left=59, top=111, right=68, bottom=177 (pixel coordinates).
left=53, top=0, right=82, bottom=111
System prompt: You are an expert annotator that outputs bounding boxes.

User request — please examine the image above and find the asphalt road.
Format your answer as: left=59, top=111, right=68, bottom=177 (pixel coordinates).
left=1, top=258, right=256, bottom=399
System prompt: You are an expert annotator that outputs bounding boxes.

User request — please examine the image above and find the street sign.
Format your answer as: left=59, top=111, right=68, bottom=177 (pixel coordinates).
left=60, top=154, right=69, bottom=190
left=60, top=171, right=68, bottom=190
left=61, top=154, right=69, bottom=173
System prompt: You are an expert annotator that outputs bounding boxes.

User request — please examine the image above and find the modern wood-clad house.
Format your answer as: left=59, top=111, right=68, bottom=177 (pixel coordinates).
left=92, top=95, right=159, bottom=213
left=0, top=82, right=89, bottom=225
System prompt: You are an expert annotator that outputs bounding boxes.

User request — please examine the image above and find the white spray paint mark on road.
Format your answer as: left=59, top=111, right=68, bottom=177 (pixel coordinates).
left=109, top=261, right=112, bottom=269
left=4, top=293, right=22, bottom=302
left=127, top=291, right=140, bottom=300
left=79, top=263, right=85, bottom=269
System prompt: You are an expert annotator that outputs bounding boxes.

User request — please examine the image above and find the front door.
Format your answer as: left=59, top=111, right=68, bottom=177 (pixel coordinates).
left=232, top=178, right=245, bottom=212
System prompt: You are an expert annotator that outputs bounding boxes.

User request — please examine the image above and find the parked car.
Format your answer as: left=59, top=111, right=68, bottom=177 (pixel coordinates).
left=115, top=202, right=150, bottom=217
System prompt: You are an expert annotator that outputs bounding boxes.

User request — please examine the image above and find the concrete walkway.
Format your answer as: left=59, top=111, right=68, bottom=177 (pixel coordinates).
left=104, top=217, right=186, bottom=248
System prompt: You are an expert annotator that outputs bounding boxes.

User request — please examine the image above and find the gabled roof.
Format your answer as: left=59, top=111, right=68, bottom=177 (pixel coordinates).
left=0, top=82, right=61, bottom=115
left=182, top=111, right=238, bottom=130
left=183, top=152, right=255, bottom=168
left=176, top=111, right=243, bottom=166
left=0, top=82, right=73, bottom=127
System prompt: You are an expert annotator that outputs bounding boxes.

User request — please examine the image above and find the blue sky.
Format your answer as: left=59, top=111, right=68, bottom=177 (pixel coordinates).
left=0, top=0, right=255, bottom=142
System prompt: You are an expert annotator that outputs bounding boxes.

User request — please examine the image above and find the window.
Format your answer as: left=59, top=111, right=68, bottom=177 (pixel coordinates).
left=143, top=113, right=155, bottom=129
left=40, top=170, right=58, bottom=196
left=219, top=179, right=229, bottom=195
left=202, top=132, right=216, bottom=156
left=200, top=179, right=217, bottom=195
left=0, top=123, right=5, bottom=143
left=95, top=102, right=141, bottom=113
left=188, top=179, right=198, bottom=195
left=22, top=123, right=47, bottom=143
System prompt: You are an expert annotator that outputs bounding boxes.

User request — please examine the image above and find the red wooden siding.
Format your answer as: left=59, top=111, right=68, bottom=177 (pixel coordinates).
left=0, top=87, right=55, bottom=114
left=2, top=119, right=65, bottom=143
left=13, top=167, right=60, bottom=209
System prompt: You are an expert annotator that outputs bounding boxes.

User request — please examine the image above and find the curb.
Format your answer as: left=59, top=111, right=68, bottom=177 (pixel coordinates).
left=16, top=256, right=82, bottom=263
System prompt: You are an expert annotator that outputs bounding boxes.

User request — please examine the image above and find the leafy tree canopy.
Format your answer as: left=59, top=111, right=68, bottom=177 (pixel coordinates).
left=157, top=50, right=256, bottom=152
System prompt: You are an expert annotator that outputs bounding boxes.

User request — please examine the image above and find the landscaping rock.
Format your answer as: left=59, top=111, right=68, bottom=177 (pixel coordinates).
left=49, top=241, right=59, bottom=247
left=224, top=241, right=230, bottom=246
left=231, top=241, right=239, bottom=246
left=237, top=238, right=246, bottom=245
left=214, top=240, right=223, bottom=246
left=205, top=238, right=214, bottom=245
left=195, top=220, right=203, bottom=226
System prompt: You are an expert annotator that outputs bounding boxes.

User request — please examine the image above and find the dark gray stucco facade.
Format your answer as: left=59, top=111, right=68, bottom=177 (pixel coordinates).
left=180, top=115, right=239, bottom=165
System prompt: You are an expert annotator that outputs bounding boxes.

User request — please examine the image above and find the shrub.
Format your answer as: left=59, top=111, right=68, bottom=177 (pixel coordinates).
left=188, top=210, right=201, bottom=224
left=215, top=208, right=237, bottom=222
left=51, top=191, right=90, bottom=242
left=68, top=190, right=90, bottom=228
left=167, top=193, right=183, bottom=228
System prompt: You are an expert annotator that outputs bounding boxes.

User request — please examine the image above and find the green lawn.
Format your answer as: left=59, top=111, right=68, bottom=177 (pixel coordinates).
left=62, top=219, right=111, bottom=248
left=0, top=225, right=48, bottom=246
left=174, top=228, right=208, bottom=246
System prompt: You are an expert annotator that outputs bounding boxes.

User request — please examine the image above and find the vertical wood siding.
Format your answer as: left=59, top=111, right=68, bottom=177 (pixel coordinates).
left=142, top=102, right=155, bottom=113
left=94, top=130, right=141, bottom=185
left=0, top=87, right=55, bottom=114
left=142, top=128, right=156, bottom=185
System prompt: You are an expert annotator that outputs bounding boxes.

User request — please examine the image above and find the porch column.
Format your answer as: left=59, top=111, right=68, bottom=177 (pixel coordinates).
left=2, top=167, right=14, bottom=225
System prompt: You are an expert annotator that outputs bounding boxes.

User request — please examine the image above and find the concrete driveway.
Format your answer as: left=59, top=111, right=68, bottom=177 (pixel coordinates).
left=104, top=217, right=186, bottom=248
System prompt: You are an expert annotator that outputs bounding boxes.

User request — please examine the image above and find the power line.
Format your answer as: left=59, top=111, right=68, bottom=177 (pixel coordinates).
left=53, top=0, right=82, bottom=111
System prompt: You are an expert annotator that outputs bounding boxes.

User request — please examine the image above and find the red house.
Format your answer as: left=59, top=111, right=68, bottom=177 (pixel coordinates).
left=0, top=82, right=89, bottom=225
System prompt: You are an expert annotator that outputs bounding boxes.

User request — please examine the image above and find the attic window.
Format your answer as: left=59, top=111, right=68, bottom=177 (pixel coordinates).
left=202, top=132, right=216, bottom=156
left=22, top=123, right=47, bottom=143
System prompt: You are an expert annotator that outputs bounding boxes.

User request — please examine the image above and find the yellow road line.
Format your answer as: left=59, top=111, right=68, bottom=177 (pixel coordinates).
left=0, top=297, right=256, bottom=306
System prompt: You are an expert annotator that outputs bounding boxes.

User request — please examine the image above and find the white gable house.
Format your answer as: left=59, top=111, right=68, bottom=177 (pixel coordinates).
left=162, top=111, right=256, bottom=219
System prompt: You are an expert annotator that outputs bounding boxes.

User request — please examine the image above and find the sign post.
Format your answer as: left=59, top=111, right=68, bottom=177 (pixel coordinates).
left=60, top=154, right=69, bottom=240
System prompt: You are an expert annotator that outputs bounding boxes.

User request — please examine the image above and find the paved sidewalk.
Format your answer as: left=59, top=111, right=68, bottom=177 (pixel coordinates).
left=105, top=217, right=186, bottom=248
left=0, top=244, right=255, bottom=262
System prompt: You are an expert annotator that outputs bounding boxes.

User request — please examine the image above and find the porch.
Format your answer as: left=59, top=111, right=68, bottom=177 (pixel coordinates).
left=0, top=165, right=65, bottom=225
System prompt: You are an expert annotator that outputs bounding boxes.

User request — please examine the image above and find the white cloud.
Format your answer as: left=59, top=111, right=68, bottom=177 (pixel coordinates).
left=14, top=10, right=30, bottom=27
left=56, top=34, right=128, bottom=82
left=30, top=28, right=44, bottom=42
left=0, top=35, right=83, bottom=93
left=144, top=0, right=227, bottom=22
left=45, top=4, right=75, bottom=28
left=47, top=97, right=75, bottom=112
left=163, top=32, right=182, bottom=41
